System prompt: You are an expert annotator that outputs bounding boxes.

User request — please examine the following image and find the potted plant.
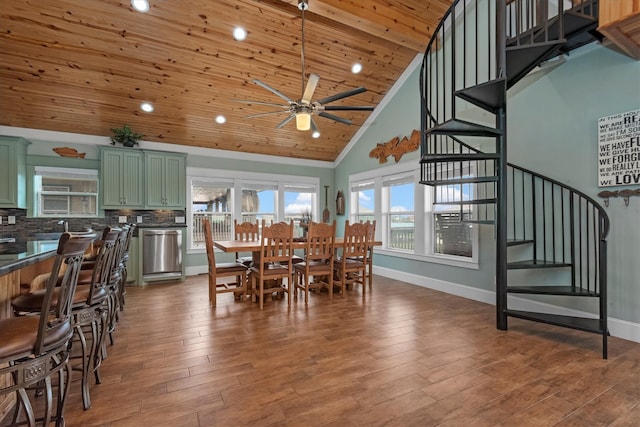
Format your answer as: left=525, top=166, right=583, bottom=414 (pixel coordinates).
left=110, top=124, right=144, bottom=147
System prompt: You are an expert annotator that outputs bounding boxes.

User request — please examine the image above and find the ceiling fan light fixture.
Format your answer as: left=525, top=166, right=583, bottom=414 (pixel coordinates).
left=310, top=118, right=320, bottom=138
left=296, top=112, right=311, bottom=131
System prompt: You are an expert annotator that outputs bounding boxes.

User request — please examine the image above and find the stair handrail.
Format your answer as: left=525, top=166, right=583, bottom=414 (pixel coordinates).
left=508, top=161, right=610, bottom=240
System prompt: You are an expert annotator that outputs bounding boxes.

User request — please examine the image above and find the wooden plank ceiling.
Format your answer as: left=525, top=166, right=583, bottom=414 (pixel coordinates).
left=0, top=0, right=452, bottom=162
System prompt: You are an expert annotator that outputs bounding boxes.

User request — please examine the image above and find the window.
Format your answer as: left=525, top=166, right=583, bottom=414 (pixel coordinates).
left=242, top=183, right=276, bottom=225
left=34, top=167, right=98, bottom=217
left=349, top=162, right=477, bottom=266
left=350, top=180, right=375, bottom=224
left=283, top=185, right=316, bottom=237
left=191, top=179, right=233, bottom=246
left=383, top=175, right=415, bottom=251
left=187, top=168, right=319, bottom=251
left=432, top=183, right=475, bottom=257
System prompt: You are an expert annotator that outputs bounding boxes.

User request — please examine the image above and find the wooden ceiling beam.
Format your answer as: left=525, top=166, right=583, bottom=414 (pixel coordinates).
left=249, top=0, right=430, bottom=53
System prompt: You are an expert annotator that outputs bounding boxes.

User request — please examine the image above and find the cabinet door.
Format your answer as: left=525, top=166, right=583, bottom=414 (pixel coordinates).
left=0, top=143, right=15, bottom=206
left=101, top=148, right=144, bottom=209
left=144, top=152, right=165, bottom=208
left=145, top=152, right=186, bottom=209
left=101, top=149, right=124, bottom=208
left=0, top=138, right=28, bottom=208
left=162, top=154, right=186, bottom=208
left=121, top=151, right=144, bottom=207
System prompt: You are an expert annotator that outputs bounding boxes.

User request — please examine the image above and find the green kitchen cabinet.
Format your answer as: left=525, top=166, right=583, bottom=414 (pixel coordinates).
left=100, top=147, right=144, bottom=209
left=144, top=151, right=186, bottom=209
left=0, top=136, right=29, bottom=208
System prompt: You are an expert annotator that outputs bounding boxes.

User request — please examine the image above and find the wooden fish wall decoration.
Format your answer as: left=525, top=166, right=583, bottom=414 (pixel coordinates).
left=53, top=147, right=86, bottom=158
left=369, top=129, right=420, bottom=164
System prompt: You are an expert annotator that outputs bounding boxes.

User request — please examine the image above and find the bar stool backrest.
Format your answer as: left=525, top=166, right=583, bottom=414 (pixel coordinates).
left=36, top=232, right=93, bottom=355
left=86, top=227, right=120, bottom=305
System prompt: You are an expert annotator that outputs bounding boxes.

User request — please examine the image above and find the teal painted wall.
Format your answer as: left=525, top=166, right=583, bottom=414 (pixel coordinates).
left=507, top=44, right=640, bottom=323
left=334, top=61, right=498, bottom=294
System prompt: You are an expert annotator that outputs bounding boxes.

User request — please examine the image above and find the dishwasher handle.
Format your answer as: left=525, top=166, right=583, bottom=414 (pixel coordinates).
left=143, top=230, right=180, bottom=236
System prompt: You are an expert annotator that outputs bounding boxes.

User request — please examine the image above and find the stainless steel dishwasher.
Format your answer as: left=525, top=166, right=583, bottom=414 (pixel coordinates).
left=141, top=229, right=183, bottom=281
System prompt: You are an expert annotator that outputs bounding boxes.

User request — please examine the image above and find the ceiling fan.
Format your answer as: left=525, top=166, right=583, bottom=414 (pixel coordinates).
left=235, top=0, right=374, bottom=134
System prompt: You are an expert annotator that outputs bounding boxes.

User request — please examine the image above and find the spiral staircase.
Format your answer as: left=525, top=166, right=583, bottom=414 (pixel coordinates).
left=419, top=0, right=610, bottom=358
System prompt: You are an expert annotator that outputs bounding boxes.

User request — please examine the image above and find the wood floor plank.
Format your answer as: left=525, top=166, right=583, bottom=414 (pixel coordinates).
left=2, top=274, right=639, bottom=427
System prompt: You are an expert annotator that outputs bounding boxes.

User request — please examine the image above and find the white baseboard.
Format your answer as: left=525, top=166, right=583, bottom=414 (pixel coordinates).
left=186, top=266, right=207, bottom=277
left=373, top=266, right=640, bottom=344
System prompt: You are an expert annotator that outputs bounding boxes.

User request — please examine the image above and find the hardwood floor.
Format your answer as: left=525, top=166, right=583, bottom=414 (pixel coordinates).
left=4, top=275, right=640, bottom=426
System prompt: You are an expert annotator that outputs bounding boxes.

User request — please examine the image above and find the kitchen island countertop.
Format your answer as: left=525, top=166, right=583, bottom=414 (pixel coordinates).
left=0, top=240, right=60, bottom=276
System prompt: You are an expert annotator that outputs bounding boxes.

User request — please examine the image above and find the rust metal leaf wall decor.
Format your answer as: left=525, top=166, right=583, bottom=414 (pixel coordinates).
left=369, top=129, right=420, bottom=164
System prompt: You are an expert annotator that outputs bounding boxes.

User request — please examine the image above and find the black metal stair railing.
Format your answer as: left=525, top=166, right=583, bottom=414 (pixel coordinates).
left=506, top=162, right=610, bottom=357
left=419, top=0, right=609, bottom=357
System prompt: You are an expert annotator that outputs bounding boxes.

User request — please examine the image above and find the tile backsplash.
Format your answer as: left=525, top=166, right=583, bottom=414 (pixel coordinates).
left=0, top=208, right=185, bottom=240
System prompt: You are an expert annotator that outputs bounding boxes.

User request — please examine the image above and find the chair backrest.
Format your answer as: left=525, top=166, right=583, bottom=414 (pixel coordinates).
left=234, top=219, right=259, bottom=242
left=87, top=227, right=120, bottom=305
left=36, top=232, right=93, bottom=355
left=341, top=220, right=369, bottom=259
left=258, top=219, right=294, bottom=267
left=123, top=223, right=136, bottom=260
left=365, top=220, right=376, bottom=243
left=203, top=218, right=217, bottom=275
left=110, top=226, right=129, bottom=283
left=305, top=220, right=336, bottom=263
left=234, top=219, right=259, bottom=261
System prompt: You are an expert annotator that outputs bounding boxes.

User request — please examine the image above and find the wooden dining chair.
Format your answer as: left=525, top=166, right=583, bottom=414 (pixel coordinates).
left=233, top=219, right=259, bottom=267
left=204, top=219, right=248, bottom=306
left=249, top=220, right=294, bottom=310
left=364, top=220, right=376, bottom=289
left=293, top=220, right=336, bottom=303
left=334, top=220, right=369, bottom=297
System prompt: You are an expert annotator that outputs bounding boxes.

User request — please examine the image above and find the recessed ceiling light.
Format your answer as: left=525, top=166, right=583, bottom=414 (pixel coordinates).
left=140, top=102, right=154, bottom=113
left=311, top=130, right=320, bottom=138
left=131, top=0, right=149, bottom=13
left=351, top=63, right=362, bottom=74
left=215, top=115, right=226, bottom=124
left=233, top=27, right=247, bottom=41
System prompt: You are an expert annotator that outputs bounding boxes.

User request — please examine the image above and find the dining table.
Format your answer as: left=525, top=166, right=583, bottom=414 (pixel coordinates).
left=214, top=237, right=381, bottom=291
left=213, top=237, right=381, bottom=254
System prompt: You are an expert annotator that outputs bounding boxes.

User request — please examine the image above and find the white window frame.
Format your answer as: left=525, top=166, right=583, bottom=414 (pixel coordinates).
left=186, top=167, right=320, bottom=253
left=349, top=162, right=478, bottom=269
left=34, top=166, right=99, bottom=218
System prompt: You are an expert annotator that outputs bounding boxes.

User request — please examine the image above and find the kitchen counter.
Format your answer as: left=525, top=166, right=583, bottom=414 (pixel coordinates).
left=0, top=240, right=60, bottom=276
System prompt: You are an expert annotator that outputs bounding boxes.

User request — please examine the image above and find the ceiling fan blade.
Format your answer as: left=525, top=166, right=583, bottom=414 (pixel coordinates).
left=318, top=111, right=352, bottom=125
left=317, top=87, right=367, bottom=105
left=253, top=79, right=293, bottom=103
left=244, top=110, right=290, bottom=119
left=276, top=114, right=296, bottom=129
left=231, top=99, right=288, bottom=108
left=301, top=73, right=320, bottom=105
left=323, top=105, right=375, bottom=111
